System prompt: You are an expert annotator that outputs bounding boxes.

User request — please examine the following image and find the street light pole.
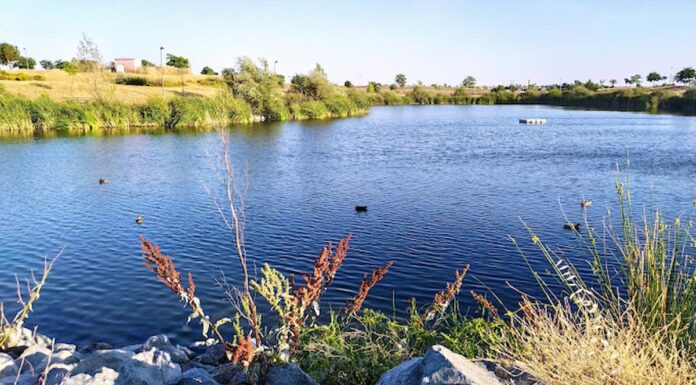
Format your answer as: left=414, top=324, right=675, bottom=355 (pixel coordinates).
left=160, top=46, right=165, bottom=97
left=274, top=60, right=278, bottom=74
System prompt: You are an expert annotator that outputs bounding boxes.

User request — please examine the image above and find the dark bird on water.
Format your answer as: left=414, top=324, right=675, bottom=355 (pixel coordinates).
left=136, top=215, right=144, bottom=225
left=563, top=223, right=581, bottom=231
left=99, top=178, right=109, bottom=185
left=355, top=206, right=368, bottom=212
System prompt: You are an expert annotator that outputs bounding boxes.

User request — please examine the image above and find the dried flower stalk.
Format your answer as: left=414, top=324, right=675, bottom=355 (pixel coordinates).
left=345, top=261, right=393, bottom=317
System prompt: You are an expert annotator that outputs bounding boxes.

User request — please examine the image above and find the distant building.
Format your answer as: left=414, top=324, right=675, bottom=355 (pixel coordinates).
left=112, top=58, right=138, bottom=73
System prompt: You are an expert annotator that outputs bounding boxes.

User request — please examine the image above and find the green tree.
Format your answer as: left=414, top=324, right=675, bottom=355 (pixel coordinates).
left=609, top=79, right=617, bottom=88
left=367, top=81, right=381, bottom=93
left=395, top=73, right=407, bottom=88
left=627, top=74, right=642, bottom=86
left=201, top=66, right=217, bottom=75
left=14, top=56, right=36, bottom=69
left=39, top=60, right=55, bottom=70
left=61, top=59, right=80, bottom=97
left=0, top=43, right=20, bottom=66
left=290, top=64, right=332, bottom=100
left=461, top=76, right=476, bottom=88
left=141, top=59, right=155, bottom=67
left=223, top=57, right=286, bottom=119
left=344, top=80, right=353, bottom=88
left=166, top=53, right=190, bottom=93
left=675, top=67, right=696, bottom=85
left=646, top=72, right=665, bottom=86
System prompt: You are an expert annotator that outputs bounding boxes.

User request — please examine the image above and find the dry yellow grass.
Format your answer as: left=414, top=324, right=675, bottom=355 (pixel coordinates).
left=0, top=69, right=223, bottom=104
left=498, top=302, right=696, bottom=385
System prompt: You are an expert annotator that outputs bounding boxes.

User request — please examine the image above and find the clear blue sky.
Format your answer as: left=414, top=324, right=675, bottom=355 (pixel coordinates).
left=1, top=0, right=695, bottom=86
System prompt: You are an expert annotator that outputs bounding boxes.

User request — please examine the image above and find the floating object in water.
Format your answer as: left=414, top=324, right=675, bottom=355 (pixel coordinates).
left=355, top=205, right=368, bottom=212
left=99, top=178, right=109, bottom=185
left=563, top=223, right=581, bottom=231
left=519, top=118, right=546, bottom=124
left=580, top=200, right=592, bottom=208
left=135, top=215, right=144, bottom=225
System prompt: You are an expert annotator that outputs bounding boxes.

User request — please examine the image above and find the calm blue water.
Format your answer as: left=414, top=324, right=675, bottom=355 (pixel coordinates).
left=1, top=105, right=696, bottom=346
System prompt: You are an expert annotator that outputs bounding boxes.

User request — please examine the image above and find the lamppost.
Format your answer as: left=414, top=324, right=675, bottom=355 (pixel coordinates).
left=274, top=60, right=278, bottom=74
left=160, top=46, right=165, bottom=97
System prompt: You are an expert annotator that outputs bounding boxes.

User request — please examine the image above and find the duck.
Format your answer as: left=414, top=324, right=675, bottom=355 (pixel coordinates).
left=580, top=200, right=592, bottom=208
left=563, top=223, right=581, bottom=231
left=355, top=205, right=368, bottom=213
left=135, top=215, right=144, bottom=225
left=99, top=178, right=109, bottom=185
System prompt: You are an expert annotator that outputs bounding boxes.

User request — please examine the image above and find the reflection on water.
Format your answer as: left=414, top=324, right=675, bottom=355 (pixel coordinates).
left=1, top=105, right=696, bottom=346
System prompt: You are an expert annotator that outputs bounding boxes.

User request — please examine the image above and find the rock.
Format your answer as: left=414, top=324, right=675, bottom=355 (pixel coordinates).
left=116, top=348, right=181, bottom=385
left=120, top=344, right=143, bottom=353
left=55, top=344, right=77, bottom=353
left=175, top=368, right=219, bottom=385
left=197, top=344, right=226, bottom=366
left=2, top=346, right=27, bottom=359
left=143, top=335, right=189, bottom=364
left=3, top=327, right=51, bottom=349
left=211, top=363, right=243, bottom=384
left=181, top=362, right=215, bottom=373
left=72, top=349, right=134, bottom=376
left=19, top=345, right=52, bottom=374
left=229, top=372, right=251, bottom=385
left=53, top=350, right=79, bottom=365
left=0, top=353, right=18, bottom=379
left=0, top=373, right=37, bottom=385
left=421, top=345, right=504, bottom=385
left=265, top=364, right=318, bottom=385
left=177, top=345, right=196, bottom=360
left=79, top=342, right=113, bottom=354
left=476, top=360, right=542, bottom=385
left=60, top=367, right=119, bottom=385
left=43, top=363, right=74, bottom=385
left=376, top=357, right=422, bottom=385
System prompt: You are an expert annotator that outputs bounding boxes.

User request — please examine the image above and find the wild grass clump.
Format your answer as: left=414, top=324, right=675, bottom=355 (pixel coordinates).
left=501, top=167, right=696, bottom=384
left=1, top=257, right=57, bottom=348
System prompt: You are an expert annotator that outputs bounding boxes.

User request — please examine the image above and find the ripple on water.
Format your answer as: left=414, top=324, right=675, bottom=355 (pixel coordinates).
left=1, top=105, right=696, bottom=346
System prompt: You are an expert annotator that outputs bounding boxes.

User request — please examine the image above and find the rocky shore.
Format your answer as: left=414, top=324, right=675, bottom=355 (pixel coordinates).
left=0, top=328, right=541, bottom=385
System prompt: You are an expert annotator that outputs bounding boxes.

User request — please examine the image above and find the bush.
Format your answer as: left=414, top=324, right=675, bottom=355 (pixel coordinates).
left=139, top=97, right=169, bottom=126
left=298, top=100, right=330, bottom=120
left=114, top=76, right=149, bottom=86
left=0, top=70, right=45, bottom=81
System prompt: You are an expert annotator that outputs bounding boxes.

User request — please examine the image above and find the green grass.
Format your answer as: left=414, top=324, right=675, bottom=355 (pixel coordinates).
left=297, top=307, right=503, bottom=385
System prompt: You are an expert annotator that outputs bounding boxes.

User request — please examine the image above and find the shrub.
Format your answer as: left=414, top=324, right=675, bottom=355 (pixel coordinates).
left=298, top=100, right=330, bottom=119
left=140, top=97, right=169, bottom=126
left=0, top=70, right=45, bottom=81
left=114, top=76, right=149, bottom=86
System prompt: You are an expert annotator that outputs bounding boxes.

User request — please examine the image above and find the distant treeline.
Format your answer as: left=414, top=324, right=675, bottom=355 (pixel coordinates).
left=367, top=85, right=696, bottom=115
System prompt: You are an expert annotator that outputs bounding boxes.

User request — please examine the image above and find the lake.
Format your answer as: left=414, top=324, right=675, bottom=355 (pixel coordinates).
left=1, top=105, right=696, bottom=346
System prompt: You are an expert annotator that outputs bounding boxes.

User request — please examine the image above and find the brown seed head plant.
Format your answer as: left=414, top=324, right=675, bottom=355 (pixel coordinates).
left=142, top=128, right=394, bottom=368
left=422, top=265, right=469, bottom=322
left=1, top=253, right=59, bottom=349
left=344, top=261, right=393, bottom=317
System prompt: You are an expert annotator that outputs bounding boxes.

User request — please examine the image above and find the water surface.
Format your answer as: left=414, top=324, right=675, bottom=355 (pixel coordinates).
left=1, top=105, right=695, bottom=346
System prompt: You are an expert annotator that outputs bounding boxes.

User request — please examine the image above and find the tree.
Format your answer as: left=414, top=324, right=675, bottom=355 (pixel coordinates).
left=14, top=56, right=36, bottom=69
left=0, top=43, right=20, bottom=66
left=389, top=83, right=398, bottom=90
left=61, top=59, right=80, bottom=97
left=344, top=80, right=353, bottom=88
left=223, top=57, right=285, bottom=118
left=627, top=74, right=642, bottom=86
left=646, top=72, right=665, bottom=86
left=609, top=79, right=617, bottom=88
left=76, top=33, right=105, bottom=99
left=675, top=67, right=696, bottom=85
left=395, top=73, right=407, bottom=88
left=166, top=54, right=190, bottom=93
left=201, top=66, right=217, bottom=75
left=367, top=81, right=381, bottom=93
left=290, top=64, right=332, bottom=100
left=40, top=60, right=55, bottom=70
left=141, top=59, right=155, bottom=67
left=461, top=76, right=476, bottom=88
